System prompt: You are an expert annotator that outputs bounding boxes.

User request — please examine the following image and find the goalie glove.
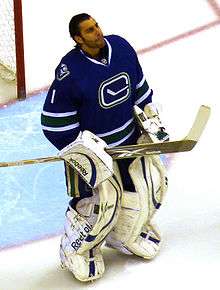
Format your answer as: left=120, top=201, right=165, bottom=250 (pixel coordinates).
left=134, top=104, right=169, bottom=142
left=58, top=131, right=113, bottom=188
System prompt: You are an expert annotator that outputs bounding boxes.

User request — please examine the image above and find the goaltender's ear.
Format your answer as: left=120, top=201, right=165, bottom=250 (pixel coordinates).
left=74, top=35, right=83, bottom=45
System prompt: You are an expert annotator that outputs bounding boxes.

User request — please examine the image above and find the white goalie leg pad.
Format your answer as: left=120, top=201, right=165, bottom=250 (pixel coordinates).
left=60, top=162, right=123, bottom=281
left=77, top=162, right=123, bottom=254
left=106, top=155, right=168, bottom=259
left=60, top=192, right=105, bottom=281
left=60, top=237, right=105, bottom=282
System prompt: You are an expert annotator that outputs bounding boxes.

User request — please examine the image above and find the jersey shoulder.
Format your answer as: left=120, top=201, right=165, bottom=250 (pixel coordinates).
left=54, top=48, right=82, bottom=82
left=105, top=34, right=136, bottom=53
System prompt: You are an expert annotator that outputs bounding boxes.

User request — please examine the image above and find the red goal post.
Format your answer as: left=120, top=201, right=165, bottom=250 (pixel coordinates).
left=0, top=0, right=26, bottom=100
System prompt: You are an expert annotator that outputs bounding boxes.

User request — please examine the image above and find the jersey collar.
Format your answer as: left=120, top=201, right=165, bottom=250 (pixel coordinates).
left=80, top=38, right=112, bottom=66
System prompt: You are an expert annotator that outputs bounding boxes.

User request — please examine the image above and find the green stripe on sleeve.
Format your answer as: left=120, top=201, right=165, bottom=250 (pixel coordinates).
left=41, top=113, right=79, bottom=128
left=136, top=80, right=149, bottom=98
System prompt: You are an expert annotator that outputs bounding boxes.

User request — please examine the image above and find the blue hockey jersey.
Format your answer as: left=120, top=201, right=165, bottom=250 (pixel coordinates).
left=41, top=35, right=153, bottom=196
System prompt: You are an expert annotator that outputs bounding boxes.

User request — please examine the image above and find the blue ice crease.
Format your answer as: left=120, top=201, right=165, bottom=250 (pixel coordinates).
left=0, top=93, right=69, bottom=249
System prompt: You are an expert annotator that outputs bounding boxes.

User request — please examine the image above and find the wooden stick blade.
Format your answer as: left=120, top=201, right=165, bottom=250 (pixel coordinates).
left=184, top=105, right=211, bottom=141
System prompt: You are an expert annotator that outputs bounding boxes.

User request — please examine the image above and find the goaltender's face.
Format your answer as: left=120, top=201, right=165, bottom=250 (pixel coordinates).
left=75, top=17, right=105, bottom=50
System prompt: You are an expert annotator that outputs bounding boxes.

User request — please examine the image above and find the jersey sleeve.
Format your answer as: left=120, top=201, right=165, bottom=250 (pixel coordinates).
left=134, top=56, right=153, bottom=110
left=41, top=64, right=81, bottom=150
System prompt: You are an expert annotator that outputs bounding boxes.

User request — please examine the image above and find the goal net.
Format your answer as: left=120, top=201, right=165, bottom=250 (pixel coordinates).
left=0, top=0, right=26, bottom=99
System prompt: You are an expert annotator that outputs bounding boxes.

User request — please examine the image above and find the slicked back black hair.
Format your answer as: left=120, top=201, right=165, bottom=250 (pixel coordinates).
left=69, top=13, right=91, bottom=40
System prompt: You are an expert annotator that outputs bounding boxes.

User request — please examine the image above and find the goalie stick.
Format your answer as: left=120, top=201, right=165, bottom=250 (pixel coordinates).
left=109, top=105, right=210, bottom=158
left=0, top=105, right=210, bottom=168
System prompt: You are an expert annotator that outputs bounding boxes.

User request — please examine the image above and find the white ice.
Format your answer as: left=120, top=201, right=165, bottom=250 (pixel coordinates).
left=0, top=0, right=220, bottom=289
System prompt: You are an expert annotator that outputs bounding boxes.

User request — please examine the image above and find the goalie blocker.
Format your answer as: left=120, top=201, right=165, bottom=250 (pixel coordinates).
left=58, top=130, right=114, bottom=188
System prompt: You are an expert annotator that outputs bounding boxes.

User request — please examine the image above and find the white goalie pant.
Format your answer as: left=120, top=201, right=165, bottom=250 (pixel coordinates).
left=60, top=162, right=123, bottom=282
left=106, top=155, right=168, bottom=259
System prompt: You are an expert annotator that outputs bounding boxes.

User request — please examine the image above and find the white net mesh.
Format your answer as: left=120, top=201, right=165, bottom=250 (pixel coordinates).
left=0, top=0, right=16, bottom=81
